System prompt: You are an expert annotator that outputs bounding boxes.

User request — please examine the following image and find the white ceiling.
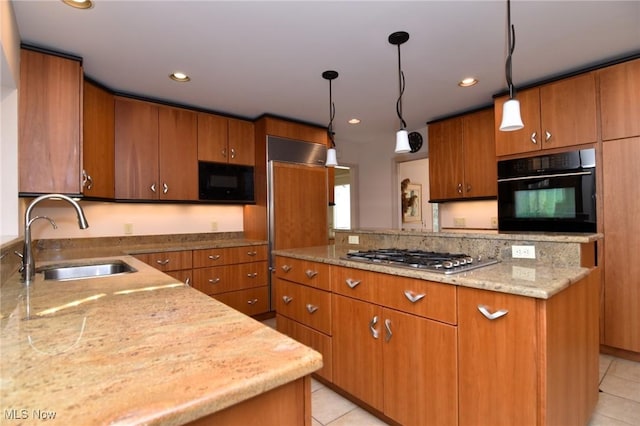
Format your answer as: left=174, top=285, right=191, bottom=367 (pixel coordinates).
left=11, top=0, right=640, bottom=151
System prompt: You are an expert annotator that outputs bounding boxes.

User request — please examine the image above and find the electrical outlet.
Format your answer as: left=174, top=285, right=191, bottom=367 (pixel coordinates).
left=124, top=223, right=133, bottom=235
left=211, top=221, right=218, bottom=231
left=454, top=217, right=466, bottom=227
left=512, top=245, right=536, bottom=259
left=490, top=217, right=498, bottom=228
left=348, top=235, right=360, bottom=244
left=512, top=265, right=536, bottom=281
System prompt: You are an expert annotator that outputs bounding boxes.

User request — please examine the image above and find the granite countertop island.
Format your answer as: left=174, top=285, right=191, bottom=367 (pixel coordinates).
left=0, top=255, right=321, bottom=425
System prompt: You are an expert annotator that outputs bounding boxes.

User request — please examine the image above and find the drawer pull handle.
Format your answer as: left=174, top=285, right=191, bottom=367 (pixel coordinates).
left=384, top=318, right=392, bottom=343
left=404, top=290, right=425, bottom=303
left=346, top=278, right=361, bottom=289
left=247, top=298, right=258, bottom=305
left=282, top=295, right=293, bottom=304
left=369, top=315, right=379, bottom=339
left=208, top=278, right=221, bottom=284
left=208, top=254, right=221, bottom=260
left=155, top=259, right=170, bottom=265
left=281, top=265, right=292, bottom=273
left=531, top=132, right=538, bottom=144
left=247, top=251, right=257, bottom=256
left=477, top=305, right=509, bottom=320
left=305, top=270, right=318, bottom=279
left=247, top=272, right=258, bottom=278
left=545, top=130, right=552, bottom=142
left=306, top=304, right=319, bottom=314
left=185, top=277, right=191, bottom=286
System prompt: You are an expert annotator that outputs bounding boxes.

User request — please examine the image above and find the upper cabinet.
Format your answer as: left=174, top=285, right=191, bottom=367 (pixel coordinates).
left=114, top=97, right=198, bottom=201
left=494, top=72, right=597, bottom=156
left=18, top=48, right=83, bottom=195
left=429, top=108, right=496, bottom=201
left=197, top=113, right=255, bottom=166
left=82, top=81, right=115, bottom=198
left=599, top=58, right=640, bottom=141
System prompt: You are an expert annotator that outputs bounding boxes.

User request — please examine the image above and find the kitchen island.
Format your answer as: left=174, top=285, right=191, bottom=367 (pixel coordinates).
left=0, top=255, right=321, bottom=426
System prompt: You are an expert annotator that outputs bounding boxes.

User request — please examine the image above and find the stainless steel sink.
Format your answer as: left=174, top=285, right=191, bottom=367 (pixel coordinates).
left=38, top=260, right=137, bottom=281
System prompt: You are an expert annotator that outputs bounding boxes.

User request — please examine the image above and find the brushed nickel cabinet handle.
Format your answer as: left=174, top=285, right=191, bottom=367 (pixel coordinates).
left=247, top=272, right=258, bottom=278
left=222, top=148, right=227, bottom=158
left=208, top=254, right=221, bottom=260
left=162, top=182, right=168, bottom=194
left=545, top=130, right=552, bottom=142
left=281, top=265, right=292, bottom=273
left=150, top=183, right=157, bottom=193
left=346, top=278, right=361, bottom=289
left=457, top=183, right=463, bottom=194
left=282, top=295, right=293, bottom=304
left=369, top=315, right=379, bottom=339
left=230, top=148, right=236, bottom=159
left=531, top=132, right=537, bottom=144
left=477, top=304, right=509, bottom=320
left=306, top=304, right=319, bottom=314
left=384, top=318, right=392, bottom=343
left=208, top=277, right=221, bottom=284
left=247, top=251, right=257, bottom=256
left=305, top=269, right=318, bottom=279
left=466, top=184, right=472, bottom=193
left=247, top=298, right=258, bottom=305
left=155, top=259, right=170, bottom=265
left=184, top=277, right=191, bottom=286
left=403, top=290, right=425, bottom=303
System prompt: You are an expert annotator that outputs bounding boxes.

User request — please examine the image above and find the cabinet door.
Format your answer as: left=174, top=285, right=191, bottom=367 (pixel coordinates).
left=197, top=112, right=228, bottom=163
left=158, top=106, right=198, bottom=200
left=134, top=250, right=192, bottom=272
left=115, top=98, right=159, bottom=199
left=458, top=287, right=538, bottom=426
left=540, top=72, right=597, bottom=149
left=599, top=58, right=640, bottom=141
left=603, top=137, right=640, bottom=352
left=382, top=308, right=457, bottom=426
left=228, top=118, right=255, bottom=166
left=19, top=49, right=82, bottom=195
left=332, top=294, right=383, bottom=410
left=428, top=117, right=463, bottom=200
left=83, top=81, right=114, bottom=198
left=213, top=286, right=269, bottom=317
left=462, top=108, right=496, bottom=198
left=494, top=88, right=542, bottom=156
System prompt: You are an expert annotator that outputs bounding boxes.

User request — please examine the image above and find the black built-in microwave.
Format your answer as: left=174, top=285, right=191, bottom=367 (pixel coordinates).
left=198, top=162, right=255, bottom=203
left=497, top=148, right=596, bottom=233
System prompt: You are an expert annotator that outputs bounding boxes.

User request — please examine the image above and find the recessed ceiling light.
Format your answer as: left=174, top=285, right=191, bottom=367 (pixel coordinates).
left=169, top=72, right=191, bottom=82
left=458, top=77, right=478, bottom=87
left=61, top=0, right=93, bottom=9
left=348, top=118, right=361, bottom=124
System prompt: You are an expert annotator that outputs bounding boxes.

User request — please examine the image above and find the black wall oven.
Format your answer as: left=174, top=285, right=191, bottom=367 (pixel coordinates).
left=497, top=148, right=596, bottom=233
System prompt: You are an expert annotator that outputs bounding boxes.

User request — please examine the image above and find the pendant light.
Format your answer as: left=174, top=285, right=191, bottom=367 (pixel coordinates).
left=499, top=0, right=524, bottom=131
left=389, top=31, right=411, bottom=153
left=323, top=70, right=339, bottom=167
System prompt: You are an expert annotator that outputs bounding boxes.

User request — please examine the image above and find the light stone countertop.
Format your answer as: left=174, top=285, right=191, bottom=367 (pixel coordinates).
left=272, top=245, right=592, bottom=299
left=0, top=255, right=321, bottom=426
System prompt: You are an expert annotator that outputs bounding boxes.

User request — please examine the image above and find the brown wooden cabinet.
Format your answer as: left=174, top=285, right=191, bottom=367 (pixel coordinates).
left=82, top=81, right=114, bottom=198
left=331, top=266, right=458, bottom=426
left=599, top=58, right=640, bottom=141
left=115, top=98, right=197, bottom=200
left=192, top=245, right=269, bottom=316
left=197, top=113, right=255, bottom=166
left=428, top=108, right=496, bottom=201
left=18, top=48, right=83, bottom=195
left=602, top=137, right=640, bottom=353
left=275, top=256, right=333, bottom=381
left=494, top=72, right=597, bottom=156
left=134, top=250, right=193, bottom=285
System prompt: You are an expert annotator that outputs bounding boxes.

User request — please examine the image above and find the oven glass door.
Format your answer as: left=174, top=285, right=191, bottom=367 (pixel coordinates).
left=498, top=169, right=596, bottom=232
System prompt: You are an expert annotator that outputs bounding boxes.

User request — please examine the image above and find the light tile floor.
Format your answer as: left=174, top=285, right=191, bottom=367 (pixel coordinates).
left=263, top=319, right=640, bottom=425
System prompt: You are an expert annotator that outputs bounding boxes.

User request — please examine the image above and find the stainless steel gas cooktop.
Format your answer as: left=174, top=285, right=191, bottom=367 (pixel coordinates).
left=342, top=249, right=499, bottom=275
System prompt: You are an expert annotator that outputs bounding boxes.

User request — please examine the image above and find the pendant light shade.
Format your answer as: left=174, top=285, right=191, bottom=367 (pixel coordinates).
left=322, top=70, right=339, bottom=167
left=500, top=0, right=524, bottom=132
left=389, top=31, right=411, bottom=153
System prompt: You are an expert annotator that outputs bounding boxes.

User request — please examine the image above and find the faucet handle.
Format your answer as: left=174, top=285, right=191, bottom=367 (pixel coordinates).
left=13, top=251, right=24, bottom=272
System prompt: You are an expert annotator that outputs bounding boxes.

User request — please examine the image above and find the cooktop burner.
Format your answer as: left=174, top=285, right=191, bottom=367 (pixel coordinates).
left=342, top=249, right=499, bottom=275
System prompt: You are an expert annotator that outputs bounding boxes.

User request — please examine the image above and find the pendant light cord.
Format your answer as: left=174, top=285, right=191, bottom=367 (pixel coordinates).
left=396, top=44, right=407, bottom=130
left=505, top=0, right=517, bottom=98
left=328, top=79, right=336, bottom=148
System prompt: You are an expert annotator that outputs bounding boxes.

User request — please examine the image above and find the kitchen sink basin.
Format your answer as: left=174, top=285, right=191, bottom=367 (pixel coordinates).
left=39, top=260, right=137, bottom=281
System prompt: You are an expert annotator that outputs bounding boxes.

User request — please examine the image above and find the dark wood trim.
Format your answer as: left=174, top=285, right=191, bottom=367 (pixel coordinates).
left=427, top=104, right=493, bottom=125
left=20, top=43, right=83, bottom=64
left=255, top=113, right=326, bottom=131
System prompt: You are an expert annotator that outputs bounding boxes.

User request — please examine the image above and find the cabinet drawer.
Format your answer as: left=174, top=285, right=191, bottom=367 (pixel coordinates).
left=275, top=278, right=332, bottom=335
left=275, top=256, right=330, bottom=291
left=213, top=286, right=269, bottom=317
left=134, top=250, right=192, bottom=272
left=331, top=266, right=381, bottom=303
left=277, top=314, right=332, bottom=382
left=192, top=262, right=268, bottom=295
left=193, top=245, right=267, bottom=268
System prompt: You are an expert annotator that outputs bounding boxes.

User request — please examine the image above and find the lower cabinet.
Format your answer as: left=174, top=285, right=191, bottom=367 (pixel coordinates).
left=133, top=250, right=192, bottom=285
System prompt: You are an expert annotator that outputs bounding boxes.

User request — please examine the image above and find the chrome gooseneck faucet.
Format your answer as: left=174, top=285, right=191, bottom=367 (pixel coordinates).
left=22, top=194, right=89, bottom=284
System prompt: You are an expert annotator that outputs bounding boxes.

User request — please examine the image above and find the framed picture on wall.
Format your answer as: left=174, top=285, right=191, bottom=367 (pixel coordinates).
left=403, top=183, right=422, bottom=223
